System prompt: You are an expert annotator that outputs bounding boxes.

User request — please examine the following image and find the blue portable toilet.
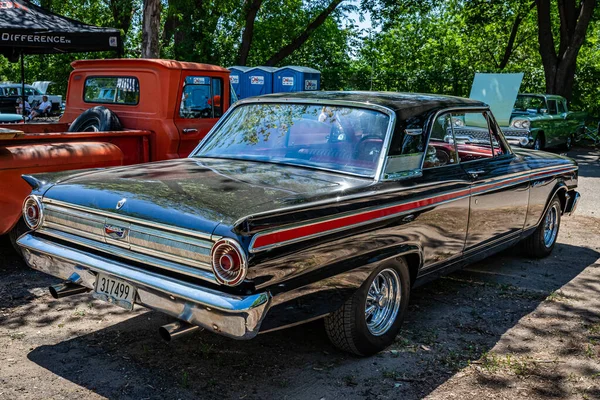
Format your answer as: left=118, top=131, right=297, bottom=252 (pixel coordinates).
left=244, top=66, right=276, bottom=97
left=228, top=66, right=251, bottom=99
left=274, top=66, right=321, bottom=93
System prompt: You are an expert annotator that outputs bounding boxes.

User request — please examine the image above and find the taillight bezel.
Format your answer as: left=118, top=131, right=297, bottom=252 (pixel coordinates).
left=22, top=195, right=44, bottom=230
left=210, top=238, right=248, bottom=286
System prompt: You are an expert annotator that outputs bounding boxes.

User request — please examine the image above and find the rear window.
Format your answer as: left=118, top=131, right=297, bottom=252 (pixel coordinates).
left=84, top=76, right=140, bottom=105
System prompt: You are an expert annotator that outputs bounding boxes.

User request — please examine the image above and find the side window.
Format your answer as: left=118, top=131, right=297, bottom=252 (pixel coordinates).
left=423, top=113, right=459, bottom=169
left=24, top=88, right=35, bottom=96
left=547, top=99, right=558, bottom=115
left=452, top=111, right=506, bottom=162
left=180, top=76, right=223, bottom=119
left=557, top=100, right=566, bottom=114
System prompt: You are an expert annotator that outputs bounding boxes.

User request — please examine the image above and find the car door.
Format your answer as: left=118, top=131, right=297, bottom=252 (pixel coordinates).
left=418, top=112, right=471, bottom=268
left=455, top=110, right=530, bottom=251
left=174, top=75, right=225, bottom=157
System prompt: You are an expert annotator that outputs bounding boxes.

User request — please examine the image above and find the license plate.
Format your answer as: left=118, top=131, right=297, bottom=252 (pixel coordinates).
left=93, top=273, right=136, bottom=310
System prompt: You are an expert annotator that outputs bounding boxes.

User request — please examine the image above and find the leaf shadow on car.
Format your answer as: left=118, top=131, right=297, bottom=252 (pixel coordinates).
left=24, top=240, right=600, bottom=400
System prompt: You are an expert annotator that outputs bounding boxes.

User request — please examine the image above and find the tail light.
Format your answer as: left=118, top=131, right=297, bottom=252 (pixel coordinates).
left=23, top=195, right=44, bottom=230
left=210, top=238, right=247, bottom=286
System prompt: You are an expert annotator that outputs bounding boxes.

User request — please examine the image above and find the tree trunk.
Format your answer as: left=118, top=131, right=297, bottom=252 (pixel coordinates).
left=110, top=0, right=134, bottom=36
left=498, top=2, right=535, bottom=70
left=535, top=0, right=596, bottom=100
left=264, top=0, right=344, bottom=66
left=142, top=0, right=161, bottom=58
left=237, top=0, right=264, bottom=65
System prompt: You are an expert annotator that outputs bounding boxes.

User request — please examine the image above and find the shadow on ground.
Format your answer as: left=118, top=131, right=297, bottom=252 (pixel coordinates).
left=22, top=241, right=600, bottom=400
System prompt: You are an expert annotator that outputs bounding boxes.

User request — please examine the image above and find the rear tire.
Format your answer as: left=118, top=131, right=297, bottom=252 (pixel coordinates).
left=522, top=196, right=561, bottom=258
left=325, top=259, right=410, bottom=356
left=68, top=106, right=122, bottom=133
left=8, top=218, right=29, bottom=256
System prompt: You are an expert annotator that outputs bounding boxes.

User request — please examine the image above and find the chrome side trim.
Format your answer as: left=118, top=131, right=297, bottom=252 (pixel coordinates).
left=18, top=233, right=271, bottom=339
left=39, top=228, right=217, bottom=284
left=248, top=164, right=577, bottom=253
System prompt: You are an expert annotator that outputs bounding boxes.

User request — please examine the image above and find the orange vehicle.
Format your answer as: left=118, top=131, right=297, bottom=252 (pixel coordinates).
left=0, top=58, right=234, bottom=246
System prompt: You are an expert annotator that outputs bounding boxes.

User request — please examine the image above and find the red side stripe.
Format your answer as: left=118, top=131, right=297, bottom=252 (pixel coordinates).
left=251, top=188, right=470, bottom=249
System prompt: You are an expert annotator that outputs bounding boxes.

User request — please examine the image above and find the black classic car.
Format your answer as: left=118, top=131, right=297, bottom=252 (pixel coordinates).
left=17, top=92, right=579, bottom=356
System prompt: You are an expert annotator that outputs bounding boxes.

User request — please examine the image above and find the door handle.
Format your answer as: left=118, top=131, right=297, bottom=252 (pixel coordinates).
left=182, top=128, right=198, bottom=134
left=466, top=169, right=486, bottom=179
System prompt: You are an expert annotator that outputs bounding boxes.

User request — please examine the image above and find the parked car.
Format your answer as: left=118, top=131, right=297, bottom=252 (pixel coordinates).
left=501, top=94, right=587, bottom=150
left=17, top=92, right=579, bottom=356
left=0, top=83, right=62, bottom=114
left=0, top=58, right=235, bottom=250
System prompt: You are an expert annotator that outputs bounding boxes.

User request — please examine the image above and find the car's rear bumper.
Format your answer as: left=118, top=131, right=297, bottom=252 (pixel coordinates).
left=564, top=190, right=581, bottom=216
left=17, top=232, right=271, bottom=339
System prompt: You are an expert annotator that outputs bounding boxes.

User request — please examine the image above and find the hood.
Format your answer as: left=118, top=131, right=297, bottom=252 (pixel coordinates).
left=469, top=73, right=523, bottom=126
left=41, top=158, right=373, bottom=235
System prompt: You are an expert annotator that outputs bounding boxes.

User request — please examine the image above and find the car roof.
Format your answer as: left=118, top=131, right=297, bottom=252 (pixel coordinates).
left=251, top=91, right=488, bottom=116
left=71, top=58, right=230, bottom=73
left=0, top=83, right=34, bottom=88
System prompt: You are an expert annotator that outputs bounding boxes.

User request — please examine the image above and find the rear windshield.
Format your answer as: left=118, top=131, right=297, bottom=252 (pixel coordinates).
left=193, top=103, right=391, bottom=178
left=84, top=76, right=140, bottom=105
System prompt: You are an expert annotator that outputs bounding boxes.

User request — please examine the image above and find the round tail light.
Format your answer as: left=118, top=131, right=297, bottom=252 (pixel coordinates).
left=22, top=195, right=44, bottom=230
left=211, top=238, right=247, bottom=286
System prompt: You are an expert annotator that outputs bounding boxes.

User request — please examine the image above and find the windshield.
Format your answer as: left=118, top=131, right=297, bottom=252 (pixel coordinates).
left=193, top=103, right=391, bottom=177
left=514, top=95, right=546, bottom=113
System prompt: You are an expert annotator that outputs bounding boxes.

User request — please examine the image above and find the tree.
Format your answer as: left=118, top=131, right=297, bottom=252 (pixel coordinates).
left=142, top=0, right=161, bottom=58
left=535, top=0, right=597, bottom=100
left=238, top=0, right=264, bottom=65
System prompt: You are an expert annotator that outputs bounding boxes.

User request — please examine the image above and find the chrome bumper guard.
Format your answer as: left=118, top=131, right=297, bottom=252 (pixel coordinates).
left=17, top=233, right=271, bottom=339
left=564, top=191, right=581, bottom=216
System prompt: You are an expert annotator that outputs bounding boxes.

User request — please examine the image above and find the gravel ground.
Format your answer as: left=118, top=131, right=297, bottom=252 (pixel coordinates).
left=0, top=147, right=599, bottom=400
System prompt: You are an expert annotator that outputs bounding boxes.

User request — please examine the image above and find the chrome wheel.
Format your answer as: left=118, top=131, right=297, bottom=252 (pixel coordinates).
left=534, top=137, right=541, bottom=150
left=365, top=268, right=401, bottom=336
left=543, top=204, right=559, bottom=247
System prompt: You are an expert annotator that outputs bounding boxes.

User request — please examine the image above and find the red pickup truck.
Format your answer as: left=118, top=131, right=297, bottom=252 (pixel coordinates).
left=0, top=58, right=233, bottom=246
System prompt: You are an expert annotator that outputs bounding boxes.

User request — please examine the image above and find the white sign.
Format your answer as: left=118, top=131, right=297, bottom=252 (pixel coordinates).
left=250, top=76, right=264, bottom=85
left=192, top=77, right=208, bottom=84
left=230, top=75, right=239, bottom=84
left=109, top=36, right=118, bottom=47
left=282, top=77, right=294, bottom=86
left=305, top=79, right=318, bottom=90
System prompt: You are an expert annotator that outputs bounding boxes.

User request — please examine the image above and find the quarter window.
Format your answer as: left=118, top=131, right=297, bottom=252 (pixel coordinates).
left=451, top=111, right=508, bottom=162
left=84, top=76, right=140, bottom=105
left=179, top=76, right=224, bottom=119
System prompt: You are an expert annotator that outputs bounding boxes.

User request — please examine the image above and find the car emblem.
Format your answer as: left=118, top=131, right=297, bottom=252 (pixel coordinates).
left=104, top=224, right=128, bottom=240
left=116, top=198, right=127, bottom=210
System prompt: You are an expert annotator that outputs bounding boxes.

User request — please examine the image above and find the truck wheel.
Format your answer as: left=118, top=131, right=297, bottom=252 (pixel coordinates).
left=8, top=218, right=29, bottom=256
left=564, top=134, right=574, bottom=150
left=522, top=195, right=561, bottom=258
left=534, top=134, right=544, bottom=150
left=68, top=106, right=122, bottom=133
left=325, top=259, right=410, bottom=356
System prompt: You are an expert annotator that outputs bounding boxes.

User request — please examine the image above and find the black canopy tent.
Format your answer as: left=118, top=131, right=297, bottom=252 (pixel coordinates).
left=0, top=0, right=122, bottom=116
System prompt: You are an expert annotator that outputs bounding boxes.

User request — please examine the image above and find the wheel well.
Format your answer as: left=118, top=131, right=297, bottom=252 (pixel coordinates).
left=555, top=187, right=568, bottom=213
left=400, top=252, right=421, bottom=287
left=536, top=131, right=545, bottom=144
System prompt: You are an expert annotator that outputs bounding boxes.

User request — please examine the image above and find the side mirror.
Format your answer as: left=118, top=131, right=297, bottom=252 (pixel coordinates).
left=539, top=108, right=548, bottom=115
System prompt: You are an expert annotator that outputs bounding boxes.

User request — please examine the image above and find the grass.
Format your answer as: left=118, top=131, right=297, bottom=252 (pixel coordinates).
left=477, top=352, right=542, bottom=377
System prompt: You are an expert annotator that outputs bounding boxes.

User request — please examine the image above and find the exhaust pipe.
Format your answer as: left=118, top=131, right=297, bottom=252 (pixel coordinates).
left=49, top=282, right=90, bottom=299
left=159, top=321, right=201, bottom=343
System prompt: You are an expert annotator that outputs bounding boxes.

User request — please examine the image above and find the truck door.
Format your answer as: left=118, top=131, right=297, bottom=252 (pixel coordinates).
left=174, top=75, right=224, bottom=157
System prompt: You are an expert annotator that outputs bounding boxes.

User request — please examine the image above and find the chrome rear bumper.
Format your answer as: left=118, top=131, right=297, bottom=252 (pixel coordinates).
left=17, top=233, right=271, bottom=339
left=564, top=191, right=581, bottom=216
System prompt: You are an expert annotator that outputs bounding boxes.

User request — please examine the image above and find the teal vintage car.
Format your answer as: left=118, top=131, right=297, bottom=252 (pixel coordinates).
left=502, top=94, right=586, bottom=151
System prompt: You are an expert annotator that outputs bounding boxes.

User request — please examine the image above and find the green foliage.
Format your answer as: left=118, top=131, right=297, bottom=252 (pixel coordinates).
left=3, top=0, right=600, bottom=115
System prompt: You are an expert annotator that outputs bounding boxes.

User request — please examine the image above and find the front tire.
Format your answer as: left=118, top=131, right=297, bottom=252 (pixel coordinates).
left=534, top=134, right=544, bottom=150
left=522, top=196, right=561, bottom=258
left=325, top=259, right=410, bottom=356
left=564, top=134, right=574, bottom=150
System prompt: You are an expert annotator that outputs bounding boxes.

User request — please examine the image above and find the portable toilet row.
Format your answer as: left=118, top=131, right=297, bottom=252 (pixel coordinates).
left=228, top=65, right=320, bottom=99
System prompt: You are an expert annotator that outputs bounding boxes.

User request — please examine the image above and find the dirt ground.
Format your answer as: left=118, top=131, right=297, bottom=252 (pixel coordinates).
left=1, top=148, right=599, bottom=400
